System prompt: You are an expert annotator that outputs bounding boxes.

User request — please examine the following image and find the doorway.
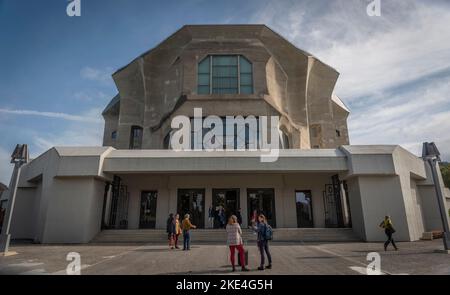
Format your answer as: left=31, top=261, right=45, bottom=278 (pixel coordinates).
left=177, top=189, right=205, bottom=229
left=212, top=188, right=240, bottom=228
left=139, top=191, right=157, bottom=229
left=247, top=188, right=276, bottom=227
left=295, top=190, right=314, bottom=228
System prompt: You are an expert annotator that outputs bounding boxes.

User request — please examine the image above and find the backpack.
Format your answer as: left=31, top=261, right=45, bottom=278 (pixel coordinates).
left=264, top=224, right=273, bottom=240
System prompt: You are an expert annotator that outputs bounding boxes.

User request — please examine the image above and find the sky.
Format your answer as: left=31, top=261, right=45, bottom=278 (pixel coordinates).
left=0, top=0, right=450, bottom=184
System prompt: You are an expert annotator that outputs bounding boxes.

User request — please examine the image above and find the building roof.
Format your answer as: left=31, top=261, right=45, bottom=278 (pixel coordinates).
left=102, top=94, right=120, bottom=116
left=332, top=94, right=350, bottom=113
left=112, top=24, right=331, bottom=77
left=0, top=182, right=7, bottom=191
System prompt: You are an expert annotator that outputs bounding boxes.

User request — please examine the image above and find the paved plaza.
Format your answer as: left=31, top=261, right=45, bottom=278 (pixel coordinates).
left=1, top=240, right=449, bottom=275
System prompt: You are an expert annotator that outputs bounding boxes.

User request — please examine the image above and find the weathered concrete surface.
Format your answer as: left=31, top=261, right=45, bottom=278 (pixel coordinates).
left=1, top=240, right=449, bottom=275
left=103, top=25, right=350, bottom=150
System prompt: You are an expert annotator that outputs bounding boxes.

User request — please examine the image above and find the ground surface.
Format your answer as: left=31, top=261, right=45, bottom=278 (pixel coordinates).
left=1, top=240, right=449, bottom=275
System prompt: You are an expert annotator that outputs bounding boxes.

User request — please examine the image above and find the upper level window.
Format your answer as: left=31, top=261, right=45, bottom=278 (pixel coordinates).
left=130, top=126, right=143, bottom=149
left=197, top=55, right=253, bottom=95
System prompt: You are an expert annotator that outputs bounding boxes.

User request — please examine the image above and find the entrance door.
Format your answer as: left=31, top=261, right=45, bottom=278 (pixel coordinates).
left=212, top=189, right=240, bottom=228
left=247, top=188, right=276, bottom=227
left=139, top=191, right=157, bottom=229
left=177, top=189, right=205, bottom=229
left=295, top=190, right=314, bottom=228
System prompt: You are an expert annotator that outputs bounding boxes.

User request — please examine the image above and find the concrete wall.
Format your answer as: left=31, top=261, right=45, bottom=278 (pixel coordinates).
left=418, top=185, right=444, bottom=231
left=355, top=176, right=410, bottom=241
left=10, top=187, right=38, bottom=239
left=345, top=177, right=366, bottom=240
left=40, top=178, right=105, bottom=243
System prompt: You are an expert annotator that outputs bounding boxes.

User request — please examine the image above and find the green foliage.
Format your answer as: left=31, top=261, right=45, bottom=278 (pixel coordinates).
left=440, top=162, right=450, bottom=188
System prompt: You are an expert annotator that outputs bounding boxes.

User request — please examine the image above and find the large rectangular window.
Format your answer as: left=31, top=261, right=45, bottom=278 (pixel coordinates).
left=197, top=55, right=253, bottom=95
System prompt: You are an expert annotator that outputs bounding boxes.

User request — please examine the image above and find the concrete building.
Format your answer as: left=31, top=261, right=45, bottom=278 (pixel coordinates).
left=7, top=25, right=450, bottom=243
left=0, top=183, right=7, bottom=210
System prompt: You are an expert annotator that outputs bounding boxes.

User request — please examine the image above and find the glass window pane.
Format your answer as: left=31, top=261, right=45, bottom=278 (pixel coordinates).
left=240, top=73, right=252, bottom=85
left=240, top=86, right=253, bottom=94
left=198, top=85, right=210, bottom=94
left=198, top=57, right=210, bottom=73
left=212, top=55, right=238, bottom=94
left=213, top=56, right=238, bottom=66
left=240, top=57, right=252, bottom=73
left=198, top=74, right=210, bottom=85
left=212, top=66, right=238, bottom=77
left=198, top=57, right=210, bottom=94
left=239, top=56, right=253, bottom=94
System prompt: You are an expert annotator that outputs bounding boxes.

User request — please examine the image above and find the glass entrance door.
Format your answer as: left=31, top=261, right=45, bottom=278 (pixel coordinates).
left=295, top=190, right=314, bottom=228
left=212, top=189, right=240, bottom=228
left=177, top=189, right=205, bottom=229
left=247, top=188, right=276, bottom=227
left=139, top=191, right=157, bottom=229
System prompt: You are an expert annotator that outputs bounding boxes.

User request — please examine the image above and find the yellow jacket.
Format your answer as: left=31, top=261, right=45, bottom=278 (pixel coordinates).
left=182, top=218, right=194, bottom=231
left=175, top=219, right=182, bottom=234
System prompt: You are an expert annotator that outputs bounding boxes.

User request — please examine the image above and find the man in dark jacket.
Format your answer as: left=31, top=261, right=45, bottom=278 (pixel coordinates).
left=379, top=216, right=398, bottom=251
left=236, top=208, right=243, bottom=225
left=166, top=213, right=176, bottom=249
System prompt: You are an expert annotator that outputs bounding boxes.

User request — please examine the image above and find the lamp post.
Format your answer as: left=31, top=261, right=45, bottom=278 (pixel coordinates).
left=0, top=144, right=29, bottom=255
left=422, top=142, right=450, bottom=251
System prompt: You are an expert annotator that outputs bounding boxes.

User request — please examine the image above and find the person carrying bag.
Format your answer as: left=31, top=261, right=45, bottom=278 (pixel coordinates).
left=226, top=215, right=249, bottom=272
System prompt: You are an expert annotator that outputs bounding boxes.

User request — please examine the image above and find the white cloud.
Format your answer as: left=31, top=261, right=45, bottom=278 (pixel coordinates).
left=252, top=0, right=450, bottom=100
left=0, top=107, right=105, bottom=184
left=249, top=0, right=450, bottom=160
left=348, top=77, right=450, bottom=159
left=73, top=90, right=109, bottom=102
left=31, top=107, right=104, bottom=153
left=80, top=66, right=113, bottom=83
left=0, top=108, right=102, bottom=123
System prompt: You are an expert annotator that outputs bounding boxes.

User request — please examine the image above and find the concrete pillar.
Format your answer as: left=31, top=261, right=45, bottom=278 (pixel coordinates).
left=340, top=181, right=350, bottom=227
left=239, top=187, right=248, bottom=228
left=204, top=187, right=213, bottom=229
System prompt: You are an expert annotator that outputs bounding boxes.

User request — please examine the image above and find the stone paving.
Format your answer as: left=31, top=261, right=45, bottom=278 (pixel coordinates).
left=1, top=240, right=449, bottom=275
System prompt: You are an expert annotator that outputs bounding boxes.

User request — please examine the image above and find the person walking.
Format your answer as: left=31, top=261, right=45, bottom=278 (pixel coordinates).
left=182, top=213, right=196, bottom=250
left=166, top=213, right=176, bottom=249
left=379, top=215, right=398, bottom=251
left=252, top=214, right=272, bottom=270
left=226, top=215, right=250, bottom=272
left=174, top=213, right=182, bottom=249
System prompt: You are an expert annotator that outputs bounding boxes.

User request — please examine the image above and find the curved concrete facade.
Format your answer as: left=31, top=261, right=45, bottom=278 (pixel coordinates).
left=102, top=25, right=349, bottom=150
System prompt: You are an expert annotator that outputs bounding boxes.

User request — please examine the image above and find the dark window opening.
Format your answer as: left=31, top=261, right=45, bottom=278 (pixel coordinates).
left=130, top=126, right=143, bottom=149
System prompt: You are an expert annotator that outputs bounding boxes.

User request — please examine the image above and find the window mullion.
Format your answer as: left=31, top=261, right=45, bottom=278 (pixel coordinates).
left=209, top=56, right=213, bottom=94
left=238, top=55, right=241, bottom=94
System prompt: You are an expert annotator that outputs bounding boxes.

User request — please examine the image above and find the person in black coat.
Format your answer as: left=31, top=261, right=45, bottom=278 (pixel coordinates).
left=166, top=213, right=176, bottom=249
left=236, top=208, right=243, bottom=225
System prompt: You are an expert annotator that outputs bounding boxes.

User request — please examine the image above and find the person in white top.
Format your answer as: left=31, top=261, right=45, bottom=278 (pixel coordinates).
left=226, top=215, right=249, bottom=272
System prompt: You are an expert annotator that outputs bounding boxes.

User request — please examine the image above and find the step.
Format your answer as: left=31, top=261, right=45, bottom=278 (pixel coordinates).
left=91, top=228, right=360, bottom=243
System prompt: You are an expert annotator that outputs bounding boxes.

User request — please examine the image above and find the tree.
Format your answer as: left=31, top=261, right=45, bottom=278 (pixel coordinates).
left=440, top=162, right=450, bottom=188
